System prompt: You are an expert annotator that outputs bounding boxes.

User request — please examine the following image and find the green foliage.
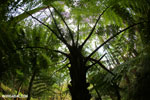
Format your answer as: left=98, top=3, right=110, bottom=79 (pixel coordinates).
left=32, top=73, right=56, bottom=98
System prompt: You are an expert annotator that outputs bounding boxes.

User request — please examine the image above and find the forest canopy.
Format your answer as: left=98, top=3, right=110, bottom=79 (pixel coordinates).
left=0, top=0, right=150, bottom=100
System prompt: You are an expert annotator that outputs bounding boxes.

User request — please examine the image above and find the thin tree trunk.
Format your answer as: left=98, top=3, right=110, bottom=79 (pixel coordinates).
left=27, top=52, right=37, bottom=100
left=27, top=70, right=36, bottom=100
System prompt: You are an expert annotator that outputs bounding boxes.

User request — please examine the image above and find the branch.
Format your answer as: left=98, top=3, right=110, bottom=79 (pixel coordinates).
left=89, top=58, right=115, bottom=75
left=48, top=7, right=70, bottom=48
left=76, top=22, right=80, bottom=47
left=11, top=6, right=47, bottom=23
left=87, top=53, right=107, bottom=70
left=56, top=63, right=70, bottom=72
left=19, top=8, right=69, bottom=47
left=87, top=21, right=149, bottom=60
left=50, top=63, right=70, bottom=78
left=51, top=5, right=75, bottom=46
left=80, top=6, right=110, bottom=49
left=16, top=46, right=68, bottom=57
left=54, top=57, right=68, bottom=65
left=54, top=50, right=69, bottom=57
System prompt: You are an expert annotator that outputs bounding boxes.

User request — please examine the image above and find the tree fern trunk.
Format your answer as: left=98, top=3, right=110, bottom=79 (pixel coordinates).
left=68, top=48, right=91, bottom=100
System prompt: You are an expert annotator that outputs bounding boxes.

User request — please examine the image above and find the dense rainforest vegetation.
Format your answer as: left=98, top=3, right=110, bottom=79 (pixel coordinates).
left=0, top=0, right=150, bottom=100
